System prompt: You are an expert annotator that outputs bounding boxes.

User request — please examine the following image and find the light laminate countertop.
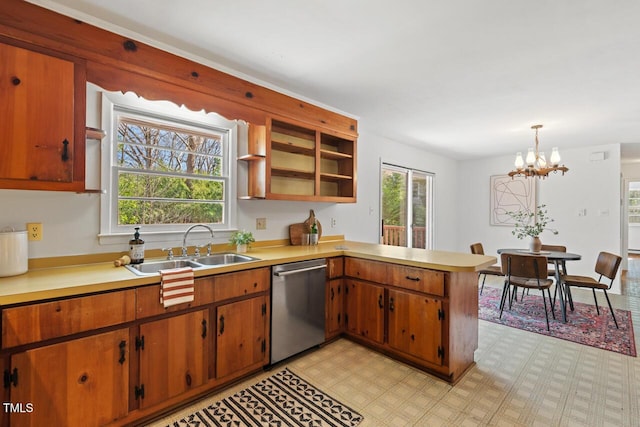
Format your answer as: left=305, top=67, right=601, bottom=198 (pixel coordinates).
left=0, top=241, right=496, bottom=306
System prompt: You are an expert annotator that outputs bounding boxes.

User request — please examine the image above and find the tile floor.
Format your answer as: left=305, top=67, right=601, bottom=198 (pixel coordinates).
left=150, top=274, right=640, bottom=427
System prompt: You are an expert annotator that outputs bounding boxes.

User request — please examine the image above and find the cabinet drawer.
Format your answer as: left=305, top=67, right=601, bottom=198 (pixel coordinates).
left=327, top=257, right=344, bottom=279
left=344, top=258, right=388, bottom=283
left=388, top=264, right=445, bottom=296
left=136, top=277, right=216, bottom=319
left=214, top=268, right=270, bottom=301
left=2, top=290, right=135, bottom=349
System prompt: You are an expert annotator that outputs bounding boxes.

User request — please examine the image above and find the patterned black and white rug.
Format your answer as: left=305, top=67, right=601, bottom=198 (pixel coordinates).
left=165, top=368, right=363, bottom=427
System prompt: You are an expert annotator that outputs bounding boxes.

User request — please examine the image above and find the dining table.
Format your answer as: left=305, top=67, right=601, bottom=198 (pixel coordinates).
left=497, top=248, right=582, bottom=323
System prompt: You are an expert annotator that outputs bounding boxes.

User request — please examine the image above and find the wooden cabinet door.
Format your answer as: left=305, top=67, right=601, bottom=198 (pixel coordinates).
left=138, top=310, right=209, bottom=409
left=216, top=296, right=267, bottom=379
left=388, top=289, right=443, bottom=366
left=9, top=329, right=129, bottom=427
left=0, top=43, right=75, bottom=183
left=344, top=279, right=384, bottom=344
left=326, top=278, right=344, bottom=338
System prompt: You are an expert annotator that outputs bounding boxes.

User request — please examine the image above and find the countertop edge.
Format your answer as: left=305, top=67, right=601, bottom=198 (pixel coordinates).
left=0, top=241, right=496, bottom=306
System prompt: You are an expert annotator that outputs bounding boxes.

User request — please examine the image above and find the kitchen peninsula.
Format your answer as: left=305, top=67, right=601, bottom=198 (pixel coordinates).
left=0, top=240, right=495, bottom=426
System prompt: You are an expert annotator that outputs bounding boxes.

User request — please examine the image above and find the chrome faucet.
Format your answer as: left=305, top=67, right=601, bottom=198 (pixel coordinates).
left=181, top=224, right=215, bottom=257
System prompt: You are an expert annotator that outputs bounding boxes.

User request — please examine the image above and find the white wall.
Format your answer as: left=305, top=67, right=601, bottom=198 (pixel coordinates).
left=0, top=93, right=460, bottom=258
left=1, top=82, right=623, bottom=289
left=338, top=124, right=459, bottom=250
left=457, top=144, right=623, bottom=292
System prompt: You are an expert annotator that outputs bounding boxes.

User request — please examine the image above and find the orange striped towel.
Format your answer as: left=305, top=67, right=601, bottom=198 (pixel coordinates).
left=159, top=267, right=194, bottom=308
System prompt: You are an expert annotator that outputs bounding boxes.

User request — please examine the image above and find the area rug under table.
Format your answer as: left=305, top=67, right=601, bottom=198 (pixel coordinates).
left=165, top=368, right=363, bottom=427
left=479, top=287, right=637, bottom=357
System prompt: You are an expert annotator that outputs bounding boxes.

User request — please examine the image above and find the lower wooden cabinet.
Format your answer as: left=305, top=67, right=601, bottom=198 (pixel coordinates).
left=0, top=267, right=271, bottom=426
left=325, top=278, right=344, bottom=339
left=7, top=329, right=129, bottom=427
left=137, top=309, right=209, bottom=409
left=216, top=296, right=268, bottom=380
left=343, top=257, right=479, bottom=383
left=344, top=279, right=384, bottom=344
left=387, top=289, right=444, bottom=366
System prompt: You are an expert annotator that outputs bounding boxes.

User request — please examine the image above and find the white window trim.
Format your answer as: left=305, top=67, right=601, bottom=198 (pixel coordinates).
left=97, top=89, right=240, bottom=246
left=379, top=161, right=435, bottom=250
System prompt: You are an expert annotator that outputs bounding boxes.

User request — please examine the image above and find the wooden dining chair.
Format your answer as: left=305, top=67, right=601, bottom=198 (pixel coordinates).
left=500, top=253, right=555, bottom=331
left=470, top=243, right=503, bottom=294
left=540, top=244, right=567, bottom=276
left=539, top=244, right=567, bottom=305
left=560, top=252, right=622, bottom=328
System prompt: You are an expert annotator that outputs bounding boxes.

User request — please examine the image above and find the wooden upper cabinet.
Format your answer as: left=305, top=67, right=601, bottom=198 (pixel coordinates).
left=0, top=41, right=86, bottom=191
left=239, top=117, right=357, bottom=202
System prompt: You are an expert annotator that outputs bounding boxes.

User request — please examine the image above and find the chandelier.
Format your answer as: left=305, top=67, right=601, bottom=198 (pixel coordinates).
left=508, top=124, right=568, bottom=179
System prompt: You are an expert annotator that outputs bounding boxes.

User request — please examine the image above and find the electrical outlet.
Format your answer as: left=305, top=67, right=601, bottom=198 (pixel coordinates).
left=27, top=222, right=42, bottom=241
left=331, top=218, right=337, bottom=228
left=256, top=218, right=267, bottom=230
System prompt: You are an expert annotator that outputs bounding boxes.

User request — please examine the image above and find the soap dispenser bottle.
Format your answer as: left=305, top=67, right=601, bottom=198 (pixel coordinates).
left=129, top=227, right=145, bottom=264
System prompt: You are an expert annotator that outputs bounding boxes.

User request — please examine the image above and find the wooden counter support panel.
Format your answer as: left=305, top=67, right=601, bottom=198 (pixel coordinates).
left=446, top=271, right=479, bottom=378
left=2, top=289, right=135, bottom=349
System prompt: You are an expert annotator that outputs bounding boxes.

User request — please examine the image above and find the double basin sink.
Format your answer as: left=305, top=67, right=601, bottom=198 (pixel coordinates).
left=125, top=252, right=259, bottom=276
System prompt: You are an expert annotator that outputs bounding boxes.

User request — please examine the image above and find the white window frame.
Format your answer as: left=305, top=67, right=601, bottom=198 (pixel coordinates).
left=98, top=89, right=239, bottom=245
left=380, top=162, right=435, bottom=249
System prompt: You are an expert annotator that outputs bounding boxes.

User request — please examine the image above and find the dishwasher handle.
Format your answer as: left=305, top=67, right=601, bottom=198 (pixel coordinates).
left=273, top=264, right=326, bottom=277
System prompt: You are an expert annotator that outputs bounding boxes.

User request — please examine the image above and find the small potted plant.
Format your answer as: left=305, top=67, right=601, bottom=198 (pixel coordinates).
left=507, top=204, right=558, bottom=253
left=229, top=230, right=255, bottom=253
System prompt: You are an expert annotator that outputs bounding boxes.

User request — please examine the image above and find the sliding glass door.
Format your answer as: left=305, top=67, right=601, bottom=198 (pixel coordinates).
left=381, top=163, right=433, bottom=249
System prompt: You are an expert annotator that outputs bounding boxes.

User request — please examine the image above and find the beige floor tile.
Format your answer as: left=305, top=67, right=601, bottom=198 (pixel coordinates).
left=149, top=275, right=640, bottom=427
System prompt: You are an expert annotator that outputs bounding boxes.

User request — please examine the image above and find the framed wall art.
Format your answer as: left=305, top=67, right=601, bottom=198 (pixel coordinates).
left=490, top=175, right=536, bottom=226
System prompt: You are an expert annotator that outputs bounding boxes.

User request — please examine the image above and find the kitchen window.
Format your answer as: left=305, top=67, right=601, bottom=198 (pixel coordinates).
left=99, top=89, right=238, bottom=239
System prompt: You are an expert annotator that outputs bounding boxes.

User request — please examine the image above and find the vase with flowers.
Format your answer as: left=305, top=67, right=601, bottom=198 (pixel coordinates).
left=507, top=204, right=558, bottom=253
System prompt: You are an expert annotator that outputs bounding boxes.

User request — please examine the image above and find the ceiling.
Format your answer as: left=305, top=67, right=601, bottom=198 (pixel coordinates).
left=30, top=0, right=640, bottom=161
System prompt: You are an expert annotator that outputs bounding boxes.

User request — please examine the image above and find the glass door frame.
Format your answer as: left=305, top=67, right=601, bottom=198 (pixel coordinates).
left=380, top=161, right=434, bottom=250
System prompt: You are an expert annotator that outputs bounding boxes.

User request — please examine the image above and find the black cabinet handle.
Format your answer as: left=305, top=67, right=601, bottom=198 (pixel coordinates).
left=378, top=294, right=383, bottom=308
left=389, top=297, right=395, bottom=312
left=118, top=340, right=126, bottom=364
left=12, top=77, right=21, bottom=86
left=331, top=288, right=335, bottom=301
left=185, top=373, right=192, bottom=387
left=405, top=276, right=420, bottom=282
left=219, top=315, right=225, bottom=335
left=61, top=139, right=69, bottom=161
left=4, top=368, right=18, bottom=388
left=202, top=319, right=207, bottom=338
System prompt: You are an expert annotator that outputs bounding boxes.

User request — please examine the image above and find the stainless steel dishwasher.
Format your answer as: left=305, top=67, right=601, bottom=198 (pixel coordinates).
left=271, top=258, right=326, bottom=364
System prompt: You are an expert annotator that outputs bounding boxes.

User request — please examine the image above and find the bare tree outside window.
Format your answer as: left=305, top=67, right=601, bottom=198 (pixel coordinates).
left=116, top=117, right=225, bottom=225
